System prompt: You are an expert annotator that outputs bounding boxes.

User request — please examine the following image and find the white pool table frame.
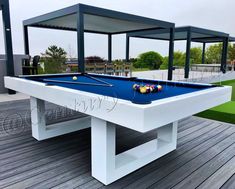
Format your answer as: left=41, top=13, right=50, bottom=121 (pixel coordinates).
left=4, top=76, right=232, bottom=185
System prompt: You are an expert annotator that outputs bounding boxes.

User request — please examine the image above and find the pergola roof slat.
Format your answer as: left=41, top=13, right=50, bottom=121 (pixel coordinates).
left=23, top=5, right=78, bottom=26
left=23, top=3, right=175, bottom=77
left=189, top=26, right=228, bottom=38
left=229, top=36, right=235, bottom=42
left=23, top=4, right=174, bottom=34
left=127, top=25, right=231, bottom=79
left=128, top=26, right=229, bottom=43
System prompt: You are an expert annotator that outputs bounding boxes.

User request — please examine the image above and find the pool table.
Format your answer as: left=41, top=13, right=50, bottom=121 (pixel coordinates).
left=4, top=73, right=232, bottom=185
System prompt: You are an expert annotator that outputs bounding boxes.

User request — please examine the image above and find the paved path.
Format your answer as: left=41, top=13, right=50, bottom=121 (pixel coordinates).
left=0, top=92, right=29, bottom=103
left=133, top=69, right=235, bottom=83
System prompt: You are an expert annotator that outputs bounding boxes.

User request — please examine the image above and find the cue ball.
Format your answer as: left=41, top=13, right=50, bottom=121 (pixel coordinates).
left=72, top=76, right=77, bottom=80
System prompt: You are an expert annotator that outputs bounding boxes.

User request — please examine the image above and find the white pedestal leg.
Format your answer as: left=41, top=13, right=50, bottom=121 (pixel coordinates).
left=30, top=97, right=91, bottom=141
left=157, top=121, right=178, bottom=149
left=91, top=117, right=116, bottom=184
left=91, top=117, right=178, bottom=185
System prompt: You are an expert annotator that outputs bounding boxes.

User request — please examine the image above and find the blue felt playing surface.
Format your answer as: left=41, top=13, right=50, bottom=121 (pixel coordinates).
left=25, top=74, right=216, bottom=104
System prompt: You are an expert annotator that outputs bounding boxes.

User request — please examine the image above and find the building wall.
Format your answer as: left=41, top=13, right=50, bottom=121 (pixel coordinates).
left=0, top=54, right=29, bottom=93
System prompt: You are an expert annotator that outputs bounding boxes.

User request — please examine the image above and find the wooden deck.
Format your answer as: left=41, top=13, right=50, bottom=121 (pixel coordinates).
left=0, top=99, right=235, bottom=189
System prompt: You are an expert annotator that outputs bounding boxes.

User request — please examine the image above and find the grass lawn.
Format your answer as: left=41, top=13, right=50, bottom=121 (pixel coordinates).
left=196, top=79, right=235, bottom=124
left=197, top=101, right=235, bottom=124
left=215, top=79, right=235, bottom=100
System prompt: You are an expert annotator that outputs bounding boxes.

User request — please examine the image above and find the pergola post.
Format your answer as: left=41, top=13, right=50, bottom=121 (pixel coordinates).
left=185, top=28, right=192, bottom=78
left=221, top=37, right=229, bottom=73
left=1, top=0, right=15, bottom=94
left=168, top=27, right=175, bottom=80
left=23, top=25, right=29, bottom=55
left=126, top=35, right=130, bottom=62
left=108, top=34, right=112, bottom=63
left=202, top=42, right=206, bottom=64
left=77, top=10, right=85, bottom=73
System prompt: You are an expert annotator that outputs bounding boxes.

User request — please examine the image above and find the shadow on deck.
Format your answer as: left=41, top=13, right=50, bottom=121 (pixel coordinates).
left=0, top=100, right=235, bottom=189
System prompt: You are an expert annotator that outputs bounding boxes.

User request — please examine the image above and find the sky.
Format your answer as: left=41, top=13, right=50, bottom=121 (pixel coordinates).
left=0, top=0, right=235, bottom=60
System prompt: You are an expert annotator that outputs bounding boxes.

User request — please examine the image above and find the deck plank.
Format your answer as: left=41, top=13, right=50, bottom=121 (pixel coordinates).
left=177, top=119, right=214, bottom=138
left=172, top=146, right=235, bottom=189
left=123, top=127, right=235, bottom=189
left=221, top=173, right=235, bottom=189
left=197, top=156, right=235, bottom=189
left=52, top=173, right=93, bottom=189
left=0, top=138, right=90, bottom=180
left=149, top=137, right=235, bottom=189
left=1, top=151, right=90, bottom=188
left=104, top=124, right=231, bottom=189
left=0, top=100, right=235, bottom=189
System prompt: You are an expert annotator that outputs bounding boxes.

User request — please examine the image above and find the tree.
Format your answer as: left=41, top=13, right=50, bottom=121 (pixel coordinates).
left=228, top=43, right=235, bottom=61
left=160, top=56, right=169, bottom=69
left=160, top=51, right=185, bottom=70
left=160, top=48, right=202, bottom=70
left=45, top=45, right=67, bottom=61
left=205, top=43, right=235, bottom=63
left=85, top=56, right=105, bottom=63
left=129, top=58, right=138, bottom=64
left=135, top=51, right=163, bottom=70
left=205, top=43, right=222, bottom=64
left=42, top=45, right=67, bottom=74
left=113, top=59, right=125, bottom=65
left=190, top=47, right=202, bottom=64
left=173, top=51, right=185, bottom=66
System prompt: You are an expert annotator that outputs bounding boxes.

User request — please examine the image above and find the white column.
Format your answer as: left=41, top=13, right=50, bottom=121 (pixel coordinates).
left=30, top=97, right=46, bottom=140
left=157, top=122, right=178, bottom=149
left=91, top=117, right=116, bottom=184
left=91, top=116, right=178, bottom=185
left=30, top=97, right=91, bottom=141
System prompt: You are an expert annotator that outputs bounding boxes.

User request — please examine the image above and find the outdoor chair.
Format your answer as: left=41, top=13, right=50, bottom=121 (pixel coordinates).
left=114, top=64, right=123, bottom=76
left=22, top=56, right=31, bottom=75
left=85, top=63, right=96, bottom=73
left=105, top=63, right=114, bottom=75
left=123, top=63, right=132, bottom=77
left=95, top=63, right=106, bottom=74
left=22, top=55, right=40, bottom=75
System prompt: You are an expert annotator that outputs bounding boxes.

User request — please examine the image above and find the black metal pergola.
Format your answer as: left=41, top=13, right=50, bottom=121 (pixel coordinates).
left=230, top=37, right=235, bottom=43
left=128, top=26, right=229, bottom=79
left=1, top=0, right=15, bottom=94
left=23, top=3, right=175, bottom=74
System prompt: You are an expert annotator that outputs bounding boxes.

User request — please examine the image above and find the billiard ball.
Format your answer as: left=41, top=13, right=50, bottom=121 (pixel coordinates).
left=72, top=76, right=78, bottom=80
left=133, top=84, right=140, bottom=92
left=146, top=86, right=151, bottom=93
left=133, top=84, right=138, bottom=90
left=157, top=85, right=162, bottom=91
left=140, top=86, right=147, bottom=94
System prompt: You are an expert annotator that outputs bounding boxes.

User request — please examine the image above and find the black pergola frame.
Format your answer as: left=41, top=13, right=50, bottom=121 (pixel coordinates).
left=23, top=3, right=175, bottom=74
left=128, top=26, right=229, bottom=79
left=230, top=37, right=235, bottom=43
left=0, top=0, right=15, bottom=94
